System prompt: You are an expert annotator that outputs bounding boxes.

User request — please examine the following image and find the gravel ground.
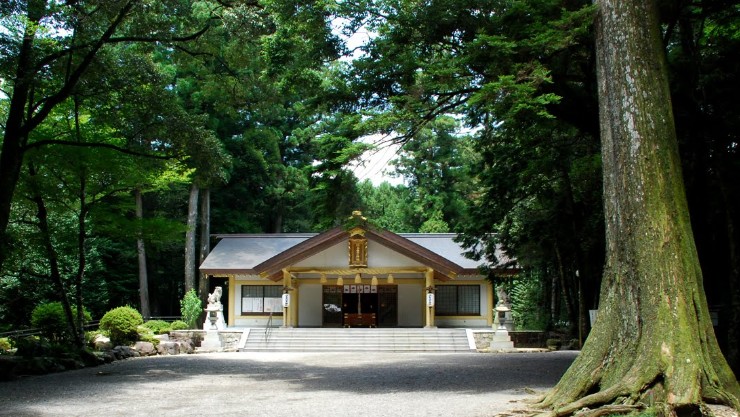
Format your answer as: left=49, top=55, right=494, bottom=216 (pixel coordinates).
left=0, top=351, right=578, bottom=417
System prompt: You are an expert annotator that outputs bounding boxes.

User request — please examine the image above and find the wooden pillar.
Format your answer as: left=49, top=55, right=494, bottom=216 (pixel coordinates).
left=425, top=268, right=436, bottom=328
left=282, top=269, right=290, bottom=328
left=487, top=281, right=494, bottom=327
left=228, top=275, right=236, bottom=327
left=290, top=277, right=299, bottom=328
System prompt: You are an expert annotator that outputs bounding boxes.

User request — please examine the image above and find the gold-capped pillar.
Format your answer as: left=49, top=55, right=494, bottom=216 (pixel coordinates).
left=425, top=268, right=436, bottom=328
left=282, top=269, right=291, bottom=328
left=290, top=275, right=299, bottom=328
left=228, top=275, right=236, bottom=327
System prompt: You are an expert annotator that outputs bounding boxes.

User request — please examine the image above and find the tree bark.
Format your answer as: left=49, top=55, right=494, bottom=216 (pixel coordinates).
left=537, top=1, right=740, bottom=415
left=198, top=188, right=210, bottom=300
left=184, top=183, right=199, bottom=293
left=0, top=1, right=44, bottom=271
left=135, top=188, right=151, bottom=318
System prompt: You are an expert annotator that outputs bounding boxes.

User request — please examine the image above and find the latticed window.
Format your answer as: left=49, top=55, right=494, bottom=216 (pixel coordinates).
left=241, top=285, right=283, bottom=315
left=435, top=285, right=480, bottom=316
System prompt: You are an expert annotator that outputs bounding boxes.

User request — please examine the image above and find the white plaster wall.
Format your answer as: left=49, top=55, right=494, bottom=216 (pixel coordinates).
left=298, top=284, right=323, bottom=327
left=294, top=242, right=347, bottom=268
left=367, top=241, right=423, bottom=268
left=398, top=283, right=423, bottom=327
left=234, top=317, right=284, bottom=327
left=293, top=240, right=423, bottom=269
left=480, top=283, right=490, bottom=317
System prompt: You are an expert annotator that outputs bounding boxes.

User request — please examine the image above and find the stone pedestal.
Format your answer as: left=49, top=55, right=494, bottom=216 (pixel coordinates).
left=489, top=328, right=515, bottom=351
left=198, top=331, right=222, bottom=352
left=490, top=304, right=515, bottom=351
left=203, top=307, right=225, bottom=331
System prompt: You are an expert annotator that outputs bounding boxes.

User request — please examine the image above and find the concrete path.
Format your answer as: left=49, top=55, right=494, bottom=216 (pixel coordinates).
left=0, top=351, right=578, bottom=417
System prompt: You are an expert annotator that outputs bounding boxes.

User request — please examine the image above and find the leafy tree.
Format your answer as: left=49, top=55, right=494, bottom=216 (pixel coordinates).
left=356, top=180, right=415, bottom=233
left=390, top=117, right=477, bottom=232
left=337, top=0, right=602, bottom=334
left=0, top=0, right=214, bottom=271
left=180, top=289, right=201, bottom=329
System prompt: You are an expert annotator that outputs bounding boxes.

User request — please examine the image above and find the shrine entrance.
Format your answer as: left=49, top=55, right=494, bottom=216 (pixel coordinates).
left=322, top=285, right=398, bottom=327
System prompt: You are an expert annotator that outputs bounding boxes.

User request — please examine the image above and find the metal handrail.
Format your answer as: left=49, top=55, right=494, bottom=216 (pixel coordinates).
left=264, top=312, right=274, bottom=344
left=0, top=320, right=101, bottom=339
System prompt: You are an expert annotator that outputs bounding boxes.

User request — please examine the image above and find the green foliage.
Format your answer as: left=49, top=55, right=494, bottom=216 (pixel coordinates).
left=508, top=273, right=549, bottom=331
left=169, top=320, right=189, bottom=331
left=142, top=320, right=171, bottom=335
left=0, top=337, right=11, bottom=352
left=136, top=326, right=161, bottom=346
left=180, top=290, right=202, bottom=329
left=30, top=302, right=91, bottom=342
left=99, top=306, right=143, bottom=346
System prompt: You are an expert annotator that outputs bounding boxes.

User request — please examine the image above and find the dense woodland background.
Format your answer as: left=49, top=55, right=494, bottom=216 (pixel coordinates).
left=0, top=0, right=738, bottom=373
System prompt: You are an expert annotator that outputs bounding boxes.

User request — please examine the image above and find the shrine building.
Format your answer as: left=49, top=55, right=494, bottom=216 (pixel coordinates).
left=199, top=213, right=513, bottom=329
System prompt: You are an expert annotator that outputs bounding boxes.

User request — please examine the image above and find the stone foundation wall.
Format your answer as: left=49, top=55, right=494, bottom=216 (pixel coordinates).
left=169, top=330, right=244, bottom=351
left=471, top=330, right=547, bottom=350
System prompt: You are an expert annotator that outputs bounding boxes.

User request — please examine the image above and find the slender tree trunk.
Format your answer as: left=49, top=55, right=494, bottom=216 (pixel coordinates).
left=73, top=96, right=86, bottom=346
left=551, top=268, right=559, bottom=324
left=198, top=188, right=210, bottom=300
left=135, top=188, right=151, bottom=318
left=28, top=163, right=83, bottom=348
left=74, top=171, right=87, bottom=346
left=538, top=1, right=740, bottom=415
left=554, top=243, right=576, bottom=332
left=184, top=183, right=199, bottom=292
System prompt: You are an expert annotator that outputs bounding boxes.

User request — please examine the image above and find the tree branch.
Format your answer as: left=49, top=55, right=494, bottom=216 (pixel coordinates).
left=23, top=140, right=176, bottom=160
left=22, top=1, right=138, bottom=137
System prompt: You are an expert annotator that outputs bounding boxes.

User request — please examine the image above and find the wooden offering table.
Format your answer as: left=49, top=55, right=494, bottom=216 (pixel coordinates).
left=343, top=313, right=376, bottom=328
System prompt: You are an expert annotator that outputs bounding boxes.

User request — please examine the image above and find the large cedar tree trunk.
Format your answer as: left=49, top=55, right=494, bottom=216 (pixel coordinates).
left=537, top=1, right=739, bottom=415
left=184, top=183, right=199, bottom=292
left=135, top=189, right=151, bottom=318
left=198, top=188, right=210, bottom=301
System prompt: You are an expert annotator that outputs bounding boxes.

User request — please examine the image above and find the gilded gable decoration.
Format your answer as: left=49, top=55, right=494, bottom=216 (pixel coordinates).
left=348, top=226, right=368, bottom=268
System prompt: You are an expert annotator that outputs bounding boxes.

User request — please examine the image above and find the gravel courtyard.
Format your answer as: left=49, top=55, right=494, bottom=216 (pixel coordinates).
left=0, top=351, right=578, bottom=417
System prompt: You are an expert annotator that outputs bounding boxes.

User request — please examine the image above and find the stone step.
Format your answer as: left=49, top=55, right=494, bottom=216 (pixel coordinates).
left=239, top=328, right=473, bottom=352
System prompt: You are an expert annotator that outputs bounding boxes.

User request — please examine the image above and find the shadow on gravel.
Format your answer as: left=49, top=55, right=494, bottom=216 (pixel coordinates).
left=0, top=351, right=578, bottom=412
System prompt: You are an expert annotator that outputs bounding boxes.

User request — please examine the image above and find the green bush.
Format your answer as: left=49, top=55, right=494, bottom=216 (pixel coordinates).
left=99, top=306, right=143, bottom=346
left=0, top=337, right=11, bottom=352
left=180, top=289, right=202, bottom=329
left=509, top=273, right=550, bottom=331
left=136, top=327, right=160, bottom=346
left=142, top=320, right=171, bottom=335
left=30, top=302, right=91, bottom=342
left=170, top=320, right=189, bottom=331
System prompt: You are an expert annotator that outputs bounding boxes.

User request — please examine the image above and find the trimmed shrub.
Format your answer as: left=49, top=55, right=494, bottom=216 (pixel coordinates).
left=180, top=290, right=202, bottom=329
left=0, top=337, right=11, bottom=352
left=170, top=320, right=189, bottom=331
left=136, top=327, right=160, bottom=346
left=30, top=302, right=91, bottom=342
left=99, top=306, right=143, bottom=346
left=142, top=320, right=171, bottom=335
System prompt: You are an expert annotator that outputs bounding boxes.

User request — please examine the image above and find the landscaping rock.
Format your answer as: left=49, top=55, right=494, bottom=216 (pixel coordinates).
left=112, top=346, right=139, bottom=360
left=157, top=341, right=180, bottom=355
left=93, top=334, right=112, bottom=351
left=154, top=334, right=170, bottom=342
left=133, top=341, right=157, bottom=356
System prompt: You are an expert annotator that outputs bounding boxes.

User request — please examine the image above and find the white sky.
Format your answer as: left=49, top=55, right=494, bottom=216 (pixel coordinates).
left=332, top=19, right=404, bottom=186
left=349, top=135, right=403, bottom=186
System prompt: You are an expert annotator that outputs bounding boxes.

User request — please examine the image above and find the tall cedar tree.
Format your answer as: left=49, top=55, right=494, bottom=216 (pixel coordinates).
left=536, top=1, right=740, bottom=415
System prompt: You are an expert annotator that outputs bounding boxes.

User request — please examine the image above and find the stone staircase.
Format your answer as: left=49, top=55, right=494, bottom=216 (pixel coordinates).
left=238, top=328, right=474, bottom=352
